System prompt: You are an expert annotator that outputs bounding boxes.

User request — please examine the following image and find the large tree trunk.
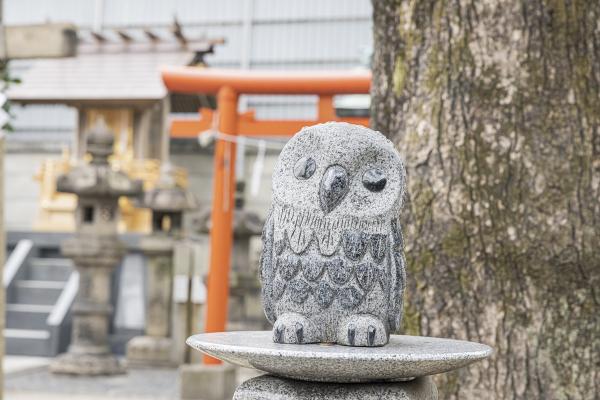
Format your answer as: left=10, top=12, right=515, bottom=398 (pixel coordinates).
left=371, top=1, right=600, bottom=399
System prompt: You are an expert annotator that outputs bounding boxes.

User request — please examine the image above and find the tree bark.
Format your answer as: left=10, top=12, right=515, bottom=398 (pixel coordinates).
left=371, top=1, right=600, bottom=399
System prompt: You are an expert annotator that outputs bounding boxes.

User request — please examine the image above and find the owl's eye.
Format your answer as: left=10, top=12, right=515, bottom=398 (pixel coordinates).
left=293, top=157, right=316, bottom=180
left=362, top=168, right=387, bottom=192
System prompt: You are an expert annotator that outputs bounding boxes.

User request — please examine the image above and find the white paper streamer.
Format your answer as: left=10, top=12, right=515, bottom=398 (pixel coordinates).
left=250, top=140, right=266, bottom=197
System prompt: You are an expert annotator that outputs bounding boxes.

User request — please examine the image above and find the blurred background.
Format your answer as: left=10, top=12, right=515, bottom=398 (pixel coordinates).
left=4, top=0, right=372, bottom=231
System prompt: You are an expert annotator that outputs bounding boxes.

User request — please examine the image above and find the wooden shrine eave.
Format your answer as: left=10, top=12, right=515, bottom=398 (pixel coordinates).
left=7, top=50, right=195, bottom=106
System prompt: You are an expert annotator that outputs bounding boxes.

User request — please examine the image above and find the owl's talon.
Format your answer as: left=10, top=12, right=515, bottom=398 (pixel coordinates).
left=347, top=324, right=356, bottom=345
left=295, top=322, right=304, bottom=343
left=367, top=325, right=376, bottom=346
left=272, top=313, right=320, bottom=344
left=274, top=325, right=284, bottom=343
left=337, top=314, right=388, bottom=347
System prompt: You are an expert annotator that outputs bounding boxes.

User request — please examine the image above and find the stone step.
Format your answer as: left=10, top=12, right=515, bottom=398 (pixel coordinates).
left=4, top=328, right=51, bottom=357
left=13, top=280, right=65, bottom=305
left=5, top=303, right=52, bottom=330
left=27, top=257, right=73, bottom=281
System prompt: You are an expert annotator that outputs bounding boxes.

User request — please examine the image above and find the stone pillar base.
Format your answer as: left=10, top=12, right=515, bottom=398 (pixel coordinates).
left=179, top=363, right=237, bottom=400
left=50, top=352, right=126, bottom=376
left=127, top=336, right=174, bottom=367
left=233, top=375, right=438, bottom=400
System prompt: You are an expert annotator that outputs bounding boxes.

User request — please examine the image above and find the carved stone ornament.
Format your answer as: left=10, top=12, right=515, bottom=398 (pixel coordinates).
left=260, top=122, right=407, bottom=346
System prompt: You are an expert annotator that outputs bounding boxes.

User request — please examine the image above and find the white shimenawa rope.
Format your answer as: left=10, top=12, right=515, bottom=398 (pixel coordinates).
left=197, top=130, right=288, bottom=198
left=250, top=139, right=267, bottom=197
left=197, top=130, right=288, bottom=150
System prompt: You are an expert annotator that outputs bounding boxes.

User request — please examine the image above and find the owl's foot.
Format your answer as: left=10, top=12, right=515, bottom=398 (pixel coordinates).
left=272, top=313, right=320, bottom=344
left=337, top=314, right=389, bottom=347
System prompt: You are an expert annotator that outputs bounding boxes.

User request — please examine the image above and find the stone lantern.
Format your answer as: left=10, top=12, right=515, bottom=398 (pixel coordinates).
left=50, top=120, right=143, bottom=375
left=126, top=165, right=197, bottom=366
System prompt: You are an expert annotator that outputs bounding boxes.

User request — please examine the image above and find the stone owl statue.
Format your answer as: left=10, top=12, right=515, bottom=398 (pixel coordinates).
left=259, top=122, right=407, bottom=347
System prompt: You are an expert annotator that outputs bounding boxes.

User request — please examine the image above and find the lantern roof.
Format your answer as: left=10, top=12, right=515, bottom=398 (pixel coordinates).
left=56, top=120, right=143, bottom=198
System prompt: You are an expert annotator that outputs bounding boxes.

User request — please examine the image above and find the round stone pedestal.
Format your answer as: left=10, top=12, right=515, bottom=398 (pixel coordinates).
left=187, top=331, right=492, bottom=399
left=234, top=374, right=438, bottom=400
left=187, top=331, right=492, bottom=382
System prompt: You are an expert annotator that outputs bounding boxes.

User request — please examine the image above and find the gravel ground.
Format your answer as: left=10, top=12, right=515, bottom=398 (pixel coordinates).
left=5, top=366, right=180, bottom=399
left=4, top=363, right=262, bottom=400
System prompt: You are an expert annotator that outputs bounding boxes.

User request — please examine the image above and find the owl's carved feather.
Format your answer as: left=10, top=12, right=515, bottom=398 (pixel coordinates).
left=262, top=206, right=407, bottom=334
left=274, top=204, right=389, bottom=256
left=388, top=217, right=407, bottom=332
left=260, top=208, right=277, bottom=323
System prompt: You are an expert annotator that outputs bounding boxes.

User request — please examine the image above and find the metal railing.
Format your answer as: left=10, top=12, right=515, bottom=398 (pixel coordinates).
left=3, top=239, right=34, bottom=288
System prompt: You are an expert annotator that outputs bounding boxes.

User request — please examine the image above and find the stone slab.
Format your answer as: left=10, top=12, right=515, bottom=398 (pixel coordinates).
left=126, top=336, right=174, bottom=367
left=179, top=363, right=237, bottom=400
left=186, top=331, right=492, bottom=383
left=261, top=123, right=409, bottom=345
left=234, top=374, right=438, bottom=400
left=50, top=353, right=125, bottom=376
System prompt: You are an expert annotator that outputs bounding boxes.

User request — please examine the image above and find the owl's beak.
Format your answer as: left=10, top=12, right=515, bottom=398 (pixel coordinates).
left=319, top=165, right=349, bottom=214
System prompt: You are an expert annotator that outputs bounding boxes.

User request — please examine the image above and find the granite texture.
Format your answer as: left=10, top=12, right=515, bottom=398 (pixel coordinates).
left=234, top=374, right=438, bottom=400
left=186, top=331, right=493, bottom=383
left=260, top=122, right=407, bottom=346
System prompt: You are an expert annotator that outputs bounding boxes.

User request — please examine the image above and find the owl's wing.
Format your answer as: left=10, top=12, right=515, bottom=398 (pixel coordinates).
left=388, top=217, right=407, bottom=333
left=259, top=207, right=277, bottom=323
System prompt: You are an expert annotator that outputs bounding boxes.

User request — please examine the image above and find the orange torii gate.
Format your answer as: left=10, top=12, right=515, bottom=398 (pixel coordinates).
left=161, top=67, right=371, bottom=363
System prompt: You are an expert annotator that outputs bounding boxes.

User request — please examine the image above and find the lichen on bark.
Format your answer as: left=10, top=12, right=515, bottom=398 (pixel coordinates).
left=371, top=0, right=600, bottom=399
